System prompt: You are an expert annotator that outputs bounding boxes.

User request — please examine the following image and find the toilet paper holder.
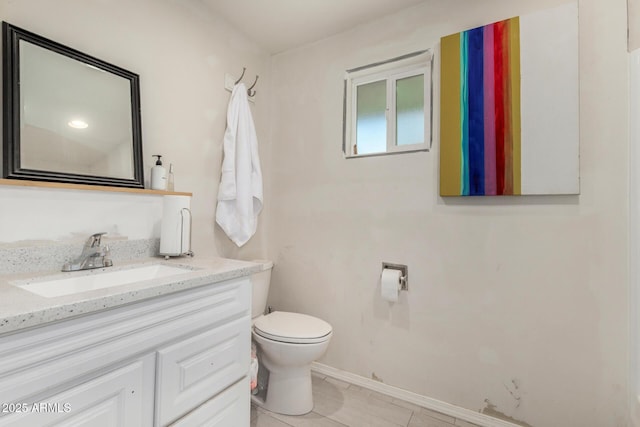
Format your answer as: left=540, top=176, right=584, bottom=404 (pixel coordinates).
left=382, top=262, right=408, bottom=291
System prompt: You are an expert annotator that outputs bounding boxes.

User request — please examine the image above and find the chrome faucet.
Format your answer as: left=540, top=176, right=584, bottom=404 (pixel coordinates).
left=62, top=232, right=113, bottom=272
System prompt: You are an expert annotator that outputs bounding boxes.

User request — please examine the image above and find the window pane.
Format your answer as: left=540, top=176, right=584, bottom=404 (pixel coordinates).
left=396, top=74, right=424, bottom=146
left=356, top=80, right=386, bottom=155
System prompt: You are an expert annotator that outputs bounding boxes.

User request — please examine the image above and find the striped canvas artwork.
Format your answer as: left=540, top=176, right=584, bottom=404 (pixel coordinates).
left=439, top=3, right=579, bottom=196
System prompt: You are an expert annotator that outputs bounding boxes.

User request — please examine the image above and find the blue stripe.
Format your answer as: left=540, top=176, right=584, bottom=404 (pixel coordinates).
left=467, top=27, right=485, bottom=195
left=460, top=32, right=469, bottom=196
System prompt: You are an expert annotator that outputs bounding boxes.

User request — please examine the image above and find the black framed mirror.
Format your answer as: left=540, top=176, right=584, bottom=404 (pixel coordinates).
left=2, top=22, right=144, bottom=188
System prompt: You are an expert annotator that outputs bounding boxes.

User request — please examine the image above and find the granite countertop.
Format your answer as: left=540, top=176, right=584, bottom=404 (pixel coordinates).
left=0, top=256, right=262, bottom=335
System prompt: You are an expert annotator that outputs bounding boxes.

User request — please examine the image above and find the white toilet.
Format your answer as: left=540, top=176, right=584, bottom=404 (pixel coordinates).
left=251, top=260, right=332, bottom=416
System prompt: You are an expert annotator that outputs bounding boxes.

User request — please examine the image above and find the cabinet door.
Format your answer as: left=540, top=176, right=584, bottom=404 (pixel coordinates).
left=169, top=378, right=249, bottom=427
left=156, top=316, right=250, bottom=426
left=0, top=353, right=155, bottom=427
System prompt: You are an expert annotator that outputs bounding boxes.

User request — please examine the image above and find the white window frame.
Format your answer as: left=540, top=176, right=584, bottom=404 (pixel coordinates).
left=343, top=50, right=433, bottom=158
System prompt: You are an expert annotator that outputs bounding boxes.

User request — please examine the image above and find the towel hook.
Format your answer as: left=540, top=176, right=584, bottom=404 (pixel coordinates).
left=247, top=75, right=259, bottom=97
left=234, top=67, right=246, bottom=85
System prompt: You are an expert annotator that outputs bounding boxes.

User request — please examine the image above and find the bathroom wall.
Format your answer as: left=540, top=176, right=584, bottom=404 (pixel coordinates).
left=267, top=0, right=629, bottom=426
left=630, top=0, right=640, bottom=51
left=0, top=0, right=271, bottom=258
left=630, top=48, right=640, bottom=427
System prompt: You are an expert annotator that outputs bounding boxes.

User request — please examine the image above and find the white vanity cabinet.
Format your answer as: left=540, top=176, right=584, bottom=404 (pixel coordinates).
left=0, top=277, right=251, bottom=426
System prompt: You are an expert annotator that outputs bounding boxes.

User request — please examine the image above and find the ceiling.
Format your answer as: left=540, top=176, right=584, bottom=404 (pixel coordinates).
left=202, top=0, right=427, bottom=54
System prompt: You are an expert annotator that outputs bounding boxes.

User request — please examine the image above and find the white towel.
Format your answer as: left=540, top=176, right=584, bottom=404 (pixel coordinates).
left=216, top=83, right=263, bottom=247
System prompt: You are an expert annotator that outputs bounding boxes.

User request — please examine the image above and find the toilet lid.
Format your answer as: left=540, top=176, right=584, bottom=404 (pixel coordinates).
left=253, top=311, right=332, bottom=344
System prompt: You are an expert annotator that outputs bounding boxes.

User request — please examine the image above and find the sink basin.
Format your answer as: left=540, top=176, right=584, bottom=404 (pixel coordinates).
left=14, top=264, right=196, bottom=298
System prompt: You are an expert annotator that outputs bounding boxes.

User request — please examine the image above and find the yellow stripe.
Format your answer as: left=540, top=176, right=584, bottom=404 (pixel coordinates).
left=440, top=33, right=461, bottom=196
left=508, top=17, right=521, bottom=195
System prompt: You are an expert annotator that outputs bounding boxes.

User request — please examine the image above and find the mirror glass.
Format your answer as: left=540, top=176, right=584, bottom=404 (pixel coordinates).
left=3, top=22, right=144, bottom=188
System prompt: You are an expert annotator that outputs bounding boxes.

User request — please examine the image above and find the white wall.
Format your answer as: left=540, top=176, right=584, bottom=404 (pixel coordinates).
left=267, top=0, right=629, bottom=426
left=630, top=0, right=640, bottom=51
left=629, top=48, right=640, bottom=427
left=0, top=0, right=270, bottom=259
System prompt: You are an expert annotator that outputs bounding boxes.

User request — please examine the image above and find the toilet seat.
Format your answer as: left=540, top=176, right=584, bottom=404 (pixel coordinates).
left=253, top=311, right=332, bottom=344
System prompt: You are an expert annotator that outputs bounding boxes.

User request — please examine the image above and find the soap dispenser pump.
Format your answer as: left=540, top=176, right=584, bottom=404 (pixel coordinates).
left=150, top=155, right=167, bottom=190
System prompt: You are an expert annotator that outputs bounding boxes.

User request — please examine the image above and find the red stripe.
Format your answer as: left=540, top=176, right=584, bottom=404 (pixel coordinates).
left=493, top=21, right=506, bottom=195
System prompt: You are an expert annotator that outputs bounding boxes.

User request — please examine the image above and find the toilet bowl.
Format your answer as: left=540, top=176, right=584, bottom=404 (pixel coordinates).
left=252, top=311, right=332, bottom=415
left=250, top=261, right=332, bottom=416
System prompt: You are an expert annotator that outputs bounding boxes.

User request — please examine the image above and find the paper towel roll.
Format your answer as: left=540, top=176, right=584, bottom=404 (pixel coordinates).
left=381, top=268, right=402, bottom=302
left=160, top=195, right=191, bottom=256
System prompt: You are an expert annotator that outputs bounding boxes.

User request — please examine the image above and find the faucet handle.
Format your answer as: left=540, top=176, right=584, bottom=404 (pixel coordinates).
left=88, top=232, right=107, bottom=247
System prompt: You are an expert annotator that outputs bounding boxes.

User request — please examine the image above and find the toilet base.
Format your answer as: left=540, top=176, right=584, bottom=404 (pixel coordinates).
left=252, top=365, right=313, bottom=415
left=251, top=319, right=332, bottom=417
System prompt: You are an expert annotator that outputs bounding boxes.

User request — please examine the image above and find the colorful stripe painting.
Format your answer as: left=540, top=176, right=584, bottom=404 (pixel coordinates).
left=440, top=17, right=522, bottom=196
left=441, top=3, right=580, bottom=196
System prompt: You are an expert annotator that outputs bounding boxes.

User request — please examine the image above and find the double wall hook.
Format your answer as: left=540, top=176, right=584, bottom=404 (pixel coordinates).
left=247, top=75, right=259, bottom=97
left=234, top=67, right=258, bottom=97
left=234, top=67, right=246, bottom=85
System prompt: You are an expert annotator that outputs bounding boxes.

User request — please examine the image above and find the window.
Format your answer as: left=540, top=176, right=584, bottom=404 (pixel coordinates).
left=343, top=50, right=432, bottom=158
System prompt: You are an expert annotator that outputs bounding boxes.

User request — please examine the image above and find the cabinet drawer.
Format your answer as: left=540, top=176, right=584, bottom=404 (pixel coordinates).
left=170, top=377, right=249, bottom=427
left=156, top=316, right=250, bottom=426
left=0, top=353, right=155, bottom=427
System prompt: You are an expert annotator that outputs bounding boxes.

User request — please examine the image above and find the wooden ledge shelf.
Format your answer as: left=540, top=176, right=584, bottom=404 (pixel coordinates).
left=0, top=178, right=192, bottom=196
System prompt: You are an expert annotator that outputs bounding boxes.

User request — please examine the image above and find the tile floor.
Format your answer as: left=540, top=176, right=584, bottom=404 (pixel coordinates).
left=251, top=372, right=482, bottom=427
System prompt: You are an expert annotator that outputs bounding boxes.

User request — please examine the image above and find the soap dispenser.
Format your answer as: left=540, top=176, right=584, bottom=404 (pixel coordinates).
left=151, top=155, right=167, bottom=190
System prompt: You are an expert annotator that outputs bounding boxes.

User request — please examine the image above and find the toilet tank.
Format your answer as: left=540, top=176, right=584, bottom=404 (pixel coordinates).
left=251, top=260, right=273, bottom=319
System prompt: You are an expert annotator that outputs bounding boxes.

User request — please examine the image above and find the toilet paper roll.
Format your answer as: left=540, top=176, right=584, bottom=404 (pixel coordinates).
left=381, top=268, right=402, bottom=302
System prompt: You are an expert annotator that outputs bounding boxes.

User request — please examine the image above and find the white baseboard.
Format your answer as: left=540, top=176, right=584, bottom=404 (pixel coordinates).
left=311, top=362, right=520, bottom=427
